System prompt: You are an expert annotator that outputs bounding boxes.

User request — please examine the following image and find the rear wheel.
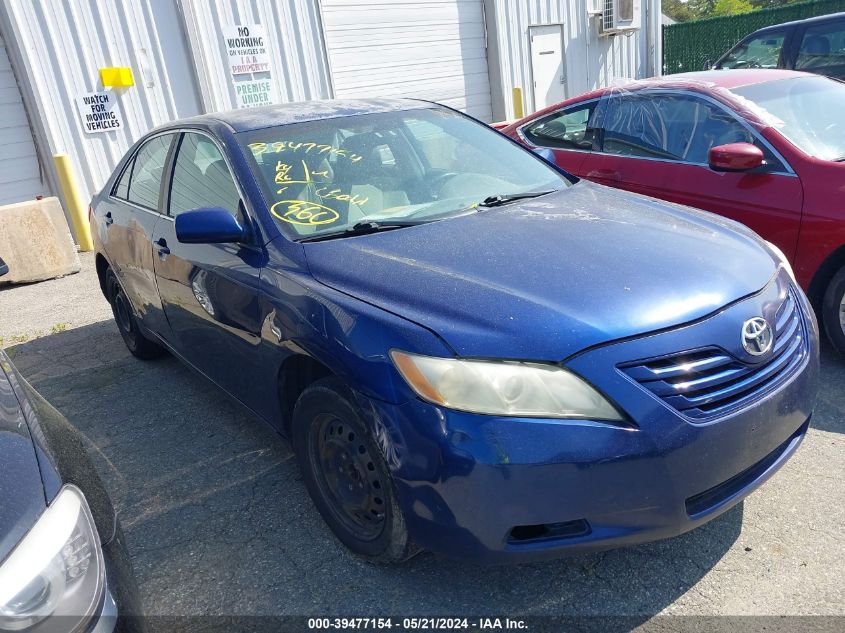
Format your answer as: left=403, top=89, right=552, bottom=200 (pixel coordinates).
left=105, top=269, right=165, bottom=360
left=292, top=377, right=412, bottom=563
left=822, top=265, right=845, bottom=357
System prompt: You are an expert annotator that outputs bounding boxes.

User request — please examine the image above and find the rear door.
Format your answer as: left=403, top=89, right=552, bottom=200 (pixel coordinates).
left=99, top=133, right=176, bottom=333
left=793, top=18, right=845, bottom=79
left=152, top=131, right=267, bottom=405
left=587, top=91, right=804, bottom=259
left=516, top=99, right=600, bottom=176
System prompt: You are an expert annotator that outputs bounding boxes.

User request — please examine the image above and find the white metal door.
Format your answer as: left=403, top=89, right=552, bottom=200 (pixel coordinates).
left=529, top=25, right=566, bottom=111
left=0, top=33, right=46, bottom=206
left=320, top=0, right=492, bottom=122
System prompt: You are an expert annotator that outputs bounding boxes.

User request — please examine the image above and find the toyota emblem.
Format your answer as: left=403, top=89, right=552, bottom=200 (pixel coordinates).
left=742, top=317, right=773, bottom=356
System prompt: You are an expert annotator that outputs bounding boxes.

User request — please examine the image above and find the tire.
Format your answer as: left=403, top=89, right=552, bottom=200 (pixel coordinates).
left=105, top=268, right=165, bottom=360
left=292, top=376, right=412, bottom=563
left=822, top=265, right=845, bottom=357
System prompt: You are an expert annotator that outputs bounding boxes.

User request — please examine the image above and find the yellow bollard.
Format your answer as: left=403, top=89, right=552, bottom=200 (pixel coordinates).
left=512, top=87, right=524, bottom=120
left=53, top=153, right=93, bottom=252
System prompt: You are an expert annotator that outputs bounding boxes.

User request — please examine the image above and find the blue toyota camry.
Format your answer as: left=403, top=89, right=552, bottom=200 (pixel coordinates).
left=90, top=99, right=819, bottom=563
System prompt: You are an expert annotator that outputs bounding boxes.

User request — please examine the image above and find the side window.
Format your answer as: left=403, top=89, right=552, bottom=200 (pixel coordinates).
left=523, top=102, right=598, bottom=150
left=719, top=30, right=787, bottom=69
left=796, top=20, right=845, bottom=74
left=601, top=94, right=673, bottom=160
left=113, top=160, right=131, bottom=199
left=169, top=133, right=241, bottom=218
left=602, top=93, right=782, bottom=168
left=124, top=135, right=173, bottom=210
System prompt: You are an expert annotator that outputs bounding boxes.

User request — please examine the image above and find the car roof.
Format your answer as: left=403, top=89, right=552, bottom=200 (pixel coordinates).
left=665, top=68, right=811, bottom=89
left=746, top=10, right=845, bottom=33
left=170, top=98, right=433, bottom=133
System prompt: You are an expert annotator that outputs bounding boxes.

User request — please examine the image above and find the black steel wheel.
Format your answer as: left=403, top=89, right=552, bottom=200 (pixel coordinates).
left=292, top=377, right=413, bottom=562
left=105, top=268, right=165, bottom=360
left=823, top=265, right=845, bottom=357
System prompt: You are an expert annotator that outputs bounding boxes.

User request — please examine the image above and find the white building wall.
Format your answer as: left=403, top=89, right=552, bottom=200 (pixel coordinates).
left=0, top=31, right=47, bottom=205
left=320, top=0, right=492, bottom=121
left=0, top=0, right=203, bottom=221
left=486, top=0, right=661, bottom=121
left=178, top=0, right=332, bottom=112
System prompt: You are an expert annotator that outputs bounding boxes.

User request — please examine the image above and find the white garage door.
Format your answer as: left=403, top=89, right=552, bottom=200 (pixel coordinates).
left=0, top=33, right=46, bottom=206
left=320, top=0, right=492, bottom=122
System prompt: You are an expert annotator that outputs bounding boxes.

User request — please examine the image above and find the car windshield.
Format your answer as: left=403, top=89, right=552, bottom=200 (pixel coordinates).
left=732, top=76, right=845, bottom=161
left=238, top=107, right=568, bottom=239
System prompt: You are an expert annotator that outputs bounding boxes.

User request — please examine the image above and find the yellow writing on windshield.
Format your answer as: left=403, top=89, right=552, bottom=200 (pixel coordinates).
left=249, top=141, right=363, bottom=162
left=271, top=200, right=340, bottom=226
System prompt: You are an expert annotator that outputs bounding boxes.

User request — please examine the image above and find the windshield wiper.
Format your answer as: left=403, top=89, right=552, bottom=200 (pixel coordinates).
left=298, top=220, right=421, bottom=243
left=477, top=190, right=558, bottom=208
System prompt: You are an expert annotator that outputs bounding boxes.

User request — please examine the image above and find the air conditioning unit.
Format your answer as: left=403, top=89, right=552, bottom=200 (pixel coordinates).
left=586, top=0, right=603, bottom=15
left=599, top=0, right=641, bottom=36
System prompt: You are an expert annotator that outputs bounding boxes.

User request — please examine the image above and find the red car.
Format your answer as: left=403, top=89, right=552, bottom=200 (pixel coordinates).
left=499, top=70, right=845, bottom=354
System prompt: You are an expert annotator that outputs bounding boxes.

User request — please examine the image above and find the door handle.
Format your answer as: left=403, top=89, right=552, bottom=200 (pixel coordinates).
left=587, top=169, right=621, bottom=183
left=154, top=237, right=170, bottom=256
left=104, top=211, right=113, bottom=226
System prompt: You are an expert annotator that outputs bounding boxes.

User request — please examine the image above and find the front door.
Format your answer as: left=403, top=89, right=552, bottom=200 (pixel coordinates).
left=530, top=25, right=566, bottom=111
left=585, top=91, right=804, bottom=260
left=152, top=131, right=267, bottom=406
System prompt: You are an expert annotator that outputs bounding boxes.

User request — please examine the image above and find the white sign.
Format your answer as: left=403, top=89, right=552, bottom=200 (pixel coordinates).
left=223, top=25, right=270, bottom=75
left=76, top=91, right=122, bottom=134
left=234, top=78, right=274, bottom=109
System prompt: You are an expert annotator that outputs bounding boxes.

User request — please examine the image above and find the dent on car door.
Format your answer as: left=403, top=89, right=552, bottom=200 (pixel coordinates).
left=103, top=133, right=176, bottom=331
left=518, top=100, right=599, bottom=176
left=590, top=92, right=804, bottom=259
left=152, top=131, right=267, bottom=404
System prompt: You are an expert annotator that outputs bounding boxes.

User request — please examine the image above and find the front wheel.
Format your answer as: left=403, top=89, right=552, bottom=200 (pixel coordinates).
left=292, top=377, right=413, bottom=563
left=105, top=269, right=165, bottom=360
left=822, top=265, right=845, bottom=357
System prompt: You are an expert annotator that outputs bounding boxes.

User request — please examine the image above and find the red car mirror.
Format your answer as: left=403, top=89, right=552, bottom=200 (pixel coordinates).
left=708, top=143, right=765, bottom=172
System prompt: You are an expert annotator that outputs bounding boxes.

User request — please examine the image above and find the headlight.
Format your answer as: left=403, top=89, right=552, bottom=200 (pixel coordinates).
left=391, top=351, right=623, bottom=420
left=0, top=486, right=104, bottom=632
left=765, top=240, right=796, bottom=283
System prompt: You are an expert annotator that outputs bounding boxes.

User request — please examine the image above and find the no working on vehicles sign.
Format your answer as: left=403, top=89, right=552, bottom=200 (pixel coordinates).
left=76, top=91, right=123, bottom=134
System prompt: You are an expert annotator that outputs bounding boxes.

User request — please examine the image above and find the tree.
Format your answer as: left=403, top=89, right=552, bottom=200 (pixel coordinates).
left=711, top=0, right=754, bottom=16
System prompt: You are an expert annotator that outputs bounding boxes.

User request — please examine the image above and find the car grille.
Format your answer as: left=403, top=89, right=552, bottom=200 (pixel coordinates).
left=619, top=289, right=807, bottom=420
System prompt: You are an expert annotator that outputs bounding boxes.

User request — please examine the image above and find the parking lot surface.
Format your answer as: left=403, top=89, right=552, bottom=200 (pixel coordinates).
left=1, top=253, right=843, bottom=620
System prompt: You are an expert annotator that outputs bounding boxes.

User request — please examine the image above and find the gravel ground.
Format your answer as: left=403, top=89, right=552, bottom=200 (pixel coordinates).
left=1, top=252, right=843, bottom=622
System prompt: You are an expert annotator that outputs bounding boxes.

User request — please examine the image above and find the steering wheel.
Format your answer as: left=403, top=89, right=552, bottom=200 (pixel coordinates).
left=426, top=171, right=460, bottom=197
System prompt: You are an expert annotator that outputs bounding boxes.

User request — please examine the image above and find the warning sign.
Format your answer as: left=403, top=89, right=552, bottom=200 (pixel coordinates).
left=223, top=25, right=271, bottom=75
left=76, top=92, right=122, bottom=134
left=234, top=78, right=273, bottom=109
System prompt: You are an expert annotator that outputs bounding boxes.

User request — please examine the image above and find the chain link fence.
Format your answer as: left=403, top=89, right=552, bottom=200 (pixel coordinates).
left=663, top=0, right=845, bottom=74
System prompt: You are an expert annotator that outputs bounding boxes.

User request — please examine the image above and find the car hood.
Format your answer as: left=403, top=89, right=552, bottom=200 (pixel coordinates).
left=0, top=358, right=47, bottom=562
left=303, top=181, right=777, bottom=361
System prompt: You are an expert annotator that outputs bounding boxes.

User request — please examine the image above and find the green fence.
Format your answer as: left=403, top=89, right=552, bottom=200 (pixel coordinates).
left=663, top=0, right=845, bottom=74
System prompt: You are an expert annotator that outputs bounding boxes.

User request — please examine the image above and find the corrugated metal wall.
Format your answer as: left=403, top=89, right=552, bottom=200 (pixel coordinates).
left=320, top=0, right=492, bottom=121
left=487, top=0, right=654, bottom=121
left=0, top=31, right=47, bottom=205
left=0, top=0, right=203, bottom=214
left=178, top=0, right=332, bottom=112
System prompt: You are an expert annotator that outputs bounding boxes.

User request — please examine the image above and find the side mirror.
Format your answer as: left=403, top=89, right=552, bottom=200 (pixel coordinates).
left=533, top=147, right=557, bottom=165
left=708, top=143, right=764, bottom=172
left=0, top=257, right=8, bottom=278
left=175, top=208, right=247, bottom=244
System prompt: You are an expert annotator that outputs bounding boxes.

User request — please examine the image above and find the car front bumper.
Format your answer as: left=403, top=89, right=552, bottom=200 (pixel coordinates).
left=359, top=274, right=820, bottom=563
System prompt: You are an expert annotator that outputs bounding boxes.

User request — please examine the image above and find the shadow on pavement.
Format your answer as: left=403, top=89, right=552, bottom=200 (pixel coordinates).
left=17, top=318, right=829, bottom=620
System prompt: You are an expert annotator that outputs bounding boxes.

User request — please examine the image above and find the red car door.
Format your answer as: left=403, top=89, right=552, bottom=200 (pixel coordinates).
left=585, top=91, right=804, bottom=260
left=514, top=99, right=601, bottom=177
